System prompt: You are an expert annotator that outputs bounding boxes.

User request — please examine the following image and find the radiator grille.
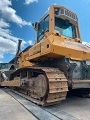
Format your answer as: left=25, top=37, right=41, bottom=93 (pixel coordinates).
left=54, top=8, right=78, bottom=21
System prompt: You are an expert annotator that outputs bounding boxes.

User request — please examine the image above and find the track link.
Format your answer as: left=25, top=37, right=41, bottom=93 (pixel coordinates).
left=42, top=68, right=68, bottom=105
left=9, top=67, right=68, bottom=106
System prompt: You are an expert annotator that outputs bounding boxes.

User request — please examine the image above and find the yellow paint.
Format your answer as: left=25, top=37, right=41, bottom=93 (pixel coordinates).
left=18, top=5, right=90, bottom=68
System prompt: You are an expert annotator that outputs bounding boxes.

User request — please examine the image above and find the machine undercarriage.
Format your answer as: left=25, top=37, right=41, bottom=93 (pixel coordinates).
left=0, top=59, right=90, bottom=105
left=1, top=67, right=68, bottom=106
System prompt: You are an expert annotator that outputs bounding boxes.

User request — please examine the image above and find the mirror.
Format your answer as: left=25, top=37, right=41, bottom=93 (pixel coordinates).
left=32, top=22, right=38, bottom=31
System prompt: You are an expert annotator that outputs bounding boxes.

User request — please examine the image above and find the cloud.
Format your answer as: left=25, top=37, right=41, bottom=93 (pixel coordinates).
left=82, top=41, right=90, bottom=47
left=0, top=37, right=17, bottom=53
left=0, top=19, right=27, bottom=60
left=0, top=0, right=32, bottom=61
left=28, top=40, right=33, bottom=45
left=24, top=0, right=38, bottom=5
left=0, top=37, right=16, bottom=59
left=0, top=35, right=26, bottom=59
left=0, top=25, right=20, bottom=42
left=0, top=0, right=31, bottom=26
left=0, top=53, right=4, bottom=59
left=0, top=20, right=27, bottom=59
left=0, top=19, right=17, bottom=59
left=0, top=19, right=10, bottom=28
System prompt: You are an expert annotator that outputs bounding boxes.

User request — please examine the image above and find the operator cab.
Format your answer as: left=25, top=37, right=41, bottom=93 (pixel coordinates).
left=33, top=5, right=81, bottom=43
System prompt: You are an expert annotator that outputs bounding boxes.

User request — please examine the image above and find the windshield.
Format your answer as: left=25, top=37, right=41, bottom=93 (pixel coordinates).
left=55, top=17, right=76, bottom=38
left=37, top=15, right=49, bottom=42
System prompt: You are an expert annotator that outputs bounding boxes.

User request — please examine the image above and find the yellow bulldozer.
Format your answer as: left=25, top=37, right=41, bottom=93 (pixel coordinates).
left=0, top=5, right=90, bottom=106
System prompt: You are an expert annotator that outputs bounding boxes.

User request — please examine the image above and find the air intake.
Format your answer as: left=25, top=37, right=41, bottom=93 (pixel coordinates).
left=54, top=8, right=78, bottom=21
left=64, top=9, right=77, bottom=21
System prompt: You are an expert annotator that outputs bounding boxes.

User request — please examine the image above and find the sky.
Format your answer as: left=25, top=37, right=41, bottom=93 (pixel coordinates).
left=0, top=0, right=90, bottom=63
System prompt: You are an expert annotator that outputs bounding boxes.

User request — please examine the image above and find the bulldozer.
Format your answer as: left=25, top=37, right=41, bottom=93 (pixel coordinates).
left=0, top=4, right=90, bottom=106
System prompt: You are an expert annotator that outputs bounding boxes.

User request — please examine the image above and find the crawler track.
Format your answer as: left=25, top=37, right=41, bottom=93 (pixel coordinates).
left=10, top=67, right=68, bottom=106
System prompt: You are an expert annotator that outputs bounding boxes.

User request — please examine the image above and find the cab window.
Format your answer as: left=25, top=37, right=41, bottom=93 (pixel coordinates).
left=37, top=16, right=49, bottom=42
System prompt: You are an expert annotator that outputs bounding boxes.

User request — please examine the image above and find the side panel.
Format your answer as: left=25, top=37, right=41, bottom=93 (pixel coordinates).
left=51, top=36, right=90, bottom=60
left=27, top=38, right=52, bottom=62
left=41, top=39, right=51, bottom=55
